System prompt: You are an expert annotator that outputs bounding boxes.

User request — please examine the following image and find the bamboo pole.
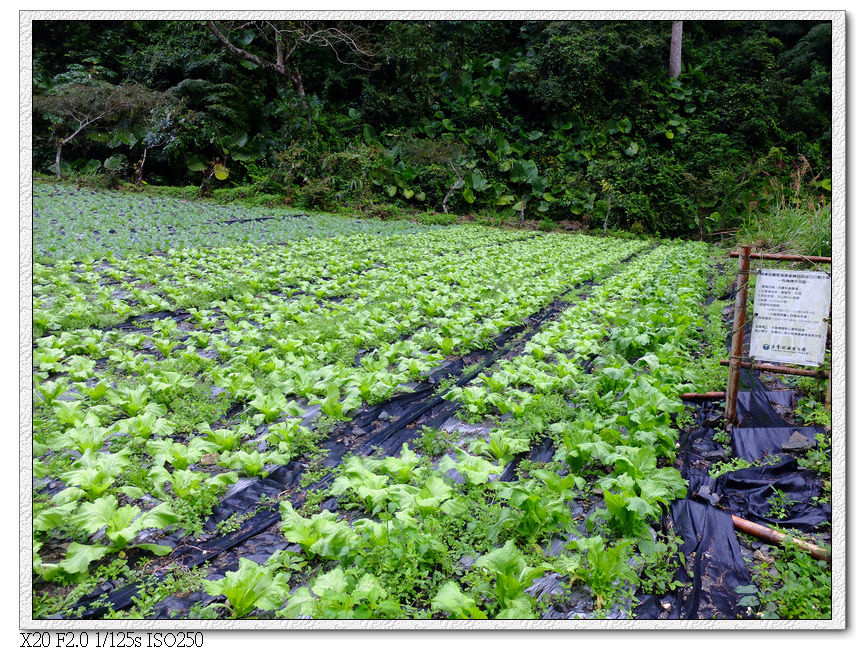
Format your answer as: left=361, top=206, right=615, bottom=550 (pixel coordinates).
left=719, top=359, right=827, bottom=378
left=825, top=321, right=832, bottom=413
left=725, top=246, right=751, bottom=425
left=680, top=391, right=726, bottom=400
left=732, top=514, right=830, bottom=562
left=727, top=251, right=832, bottom=264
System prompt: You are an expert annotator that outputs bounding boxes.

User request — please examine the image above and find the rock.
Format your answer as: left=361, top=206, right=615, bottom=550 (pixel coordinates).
left=782, top=430, right=814, bottom=452
left=458, top=555, right=475, bottom=570
left=696, top=484, right=721, bottom=505
left=320, top=498, right=339, bottom=512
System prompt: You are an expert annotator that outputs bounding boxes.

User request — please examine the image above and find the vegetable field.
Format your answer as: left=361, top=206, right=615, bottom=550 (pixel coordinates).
left=31, top=184, right=763, bottom=620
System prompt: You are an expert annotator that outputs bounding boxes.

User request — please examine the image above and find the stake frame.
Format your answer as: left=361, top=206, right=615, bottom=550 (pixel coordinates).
left=723, top=247, right=832, bottom=425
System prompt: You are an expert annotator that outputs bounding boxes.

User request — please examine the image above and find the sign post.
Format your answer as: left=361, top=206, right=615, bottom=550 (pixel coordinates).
left=723, top=249, right=832, bottom=426
left=724, top=246, right=750, bottom=424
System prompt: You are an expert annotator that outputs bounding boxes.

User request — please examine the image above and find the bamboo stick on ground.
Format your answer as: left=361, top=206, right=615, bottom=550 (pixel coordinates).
left=731, top=514, right=830, bottom=562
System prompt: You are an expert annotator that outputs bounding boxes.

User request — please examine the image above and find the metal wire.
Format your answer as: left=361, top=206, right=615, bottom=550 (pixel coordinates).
left=730, top=320, right=750, bottom=337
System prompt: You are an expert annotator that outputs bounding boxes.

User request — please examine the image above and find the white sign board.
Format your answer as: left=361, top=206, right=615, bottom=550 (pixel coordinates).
left=749, top=269, right=831, bottom=367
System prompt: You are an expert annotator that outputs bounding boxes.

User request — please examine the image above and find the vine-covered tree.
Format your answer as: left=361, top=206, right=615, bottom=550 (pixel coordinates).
left=206, top=20, right=381, bottom=116
left=34, top=79, right=168, bottom=179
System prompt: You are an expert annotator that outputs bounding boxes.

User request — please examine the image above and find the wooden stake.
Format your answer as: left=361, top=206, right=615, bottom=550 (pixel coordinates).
left=725, top=245, right=751, bottom=425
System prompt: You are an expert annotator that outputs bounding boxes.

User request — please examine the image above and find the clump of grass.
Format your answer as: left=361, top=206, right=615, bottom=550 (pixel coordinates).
left=739, top=204, right=831, bottom=257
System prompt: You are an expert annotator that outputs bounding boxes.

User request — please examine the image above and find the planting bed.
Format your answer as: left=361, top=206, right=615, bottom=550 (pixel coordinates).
left=30, top=185, right=831, bottom=621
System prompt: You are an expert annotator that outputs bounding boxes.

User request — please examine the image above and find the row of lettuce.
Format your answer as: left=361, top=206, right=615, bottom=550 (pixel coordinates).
left=32, top=224, right=654, bottom=613
left=217, top=240, right=709, bottom=619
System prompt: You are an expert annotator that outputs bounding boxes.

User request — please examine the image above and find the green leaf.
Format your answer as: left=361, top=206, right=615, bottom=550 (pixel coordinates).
left=186, top=154, right=209, bottom=172
left=213, top=163, right=229, bottom=181
left=432, top=581, right=487, bottom=619
left=134, top=543, right=174, bottom=556
left=462, top=187, right=475, bottom=204
left=58, top=543, right=110, bottom=576
left=103, top=154, right=127, bottom=172
left=362, top=124, right=378, bottom=145
left=625, top=141, right=639, bottom=156
left=204, top=558, right=288, bottom=618
left=139, top=502, right=179, bottom=530
left=311, top=567, right=349, bottom=597
left=73, top=495, right=123, bottom=534
left=231, top=148, right=258, bottom=161
left=34, top=502, right=78, bottom=532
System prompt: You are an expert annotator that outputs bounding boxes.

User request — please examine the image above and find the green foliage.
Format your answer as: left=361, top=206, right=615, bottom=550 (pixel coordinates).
left=638, top=533, right=689, bottom=596
left=709, top=455, right=781, bottom=479
left=767, top=486, right=795, bottom=520
left=798, top=432, right=831, bottom=477
left=33, top=20, right=830, bottom=235
left=558, top=536, right=640, bottom=611
left=470, top=540, right=547, bottom=618
left=739, top=205, right=831, bottom=257
left=203, top=558, right=290, bottom=618
left=279, top=567, right=402, bottom=619
left=737, top=536, right=831, bottom=619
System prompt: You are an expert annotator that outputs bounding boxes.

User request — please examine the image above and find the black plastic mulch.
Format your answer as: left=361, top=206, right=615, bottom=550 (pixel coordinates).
left=635, top=368, right=829, bottom=619
left=56, top=246, right=648, bottom=620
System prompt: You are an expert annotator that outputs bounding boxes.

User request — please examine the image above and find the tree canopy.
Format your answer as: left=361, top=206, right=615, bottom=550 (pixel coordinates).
left=31, top=19, right=832, bottom=235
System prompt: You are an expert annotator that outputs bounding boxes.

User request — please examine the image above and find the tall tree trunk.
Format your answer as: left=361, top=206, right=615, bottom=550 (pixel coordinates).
left=669, top=21, right=683, bottom=79
left=55, top=142, right=63, bottom=180
left=290, top=66, right=311, bottom=121
left=133, top=147, right=148, bottom=186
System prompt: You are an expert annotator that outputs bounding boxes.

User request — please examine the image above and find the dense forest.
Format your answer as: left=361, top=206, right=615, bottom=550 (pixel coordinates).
left=32, top=19, right=831, bottom=236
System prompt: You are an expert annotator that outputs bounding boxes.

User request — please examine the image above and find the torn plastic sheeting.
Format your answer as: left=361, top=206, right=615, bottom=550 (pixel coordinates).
left=652, top=368, right=830, bottom=618
left=718, top=457, right=829, bottom=531
left=111, top=309, right=193, bottom=332
left=67, top=464, right=305, bottom=618
left=732, top=426, right=824, bottom=463
left=674, top=402, right=727, bottom=498
left=736, top=367, right=795, bottom=428
left=65, top=374, right=460, bottom=617
left=203, top=466, right=302, bottom=534
left=636, top=499, right=752, bottom=620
